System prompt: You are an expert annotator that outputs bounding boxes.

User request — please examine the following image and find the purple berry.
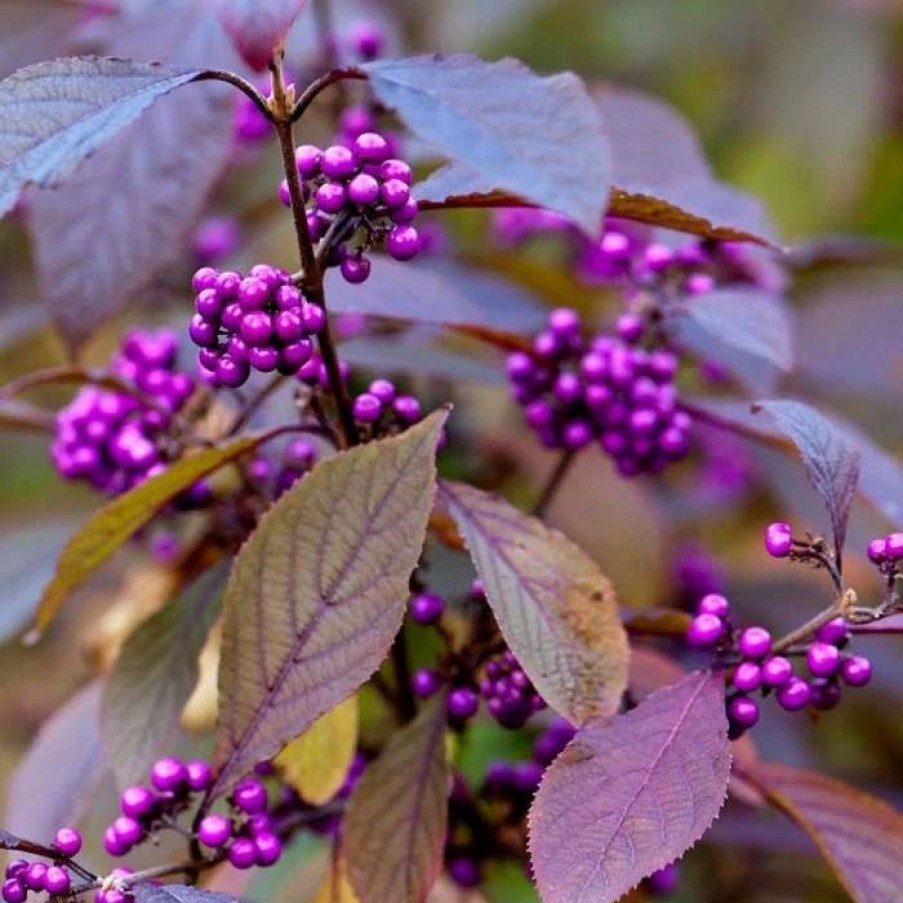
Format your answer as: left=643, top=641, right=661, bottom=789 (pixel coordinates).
left=732, top=661, right=762, bottom=693
left=186, top=760, right=213, bottom=792
left=386, top=225, right=421, bottom=261
left=761, top=655, right=793, bottom=688
left=347, top=172, right=380, bottom=206
left=738, top=626, right=772, bottom=659
left=300, top=303, right=326, bottom=335
left=1, top=881, right=25, bottom=903
left=815, top=617, right=848, bottom=646
left=886, top=532, right=903, bottom=559
left=806, top=642, right=841, bottom=677
left=867, top=537, right=888, bottom=563
left=547, top=307, right=581, bottom=338
left=103, top=826, right=130, bottom=857
left=54, top=826, right=82, bottom=857
left=728, top=696, right=760, bottom=729
left=841, top=655, right=872, bottom=687
left=777, top=677, right=812, bottom=711
left=43, top=866, right=71, bottom=896
left=198, top=813, right=232, bottom=848
left=253, top=831, right=282, bottom=867
left=412, top=668, right=443, bottom=699
left=233, top=778, right=268, bottom=814
left=447, top=688, right=479, bottom=722
left=810, top=679, right=842, bottom=711
left=352, top=132, right=390, bottom=163
left=321, top=145, right=358, bottom=180
left=227, top=838, right=257, bottom=870
left=112, top=816, right=143, bottom=847
left=765, top=522, right=793, bottom=558
left=238, top=276, right=269, bottom=311
left=647, top=863, right=679, bottom=896
left=24, top=863, right=47, bottom=891
left=249, top=346, right=280, bottom=372
left=393, top=395, right=421, bottom=424
left=240, top=311, right=274, bottom=347
left=192, top=266, right=218, bottom=293
left=379, top=178, right=411, bottom=210
left=379, top=159, right=412, bottom=185
left=410, top=592, right=445, bottom=625
left=4, top=864, right=25, bottom=882
left=280, top=340, right=314, bottom=372
left=216, top=355, right=250, bottom=388
left=353, top=393, right=383, bottom=424
left=697, top=593, right=730, bottom=618
left=315, top=181, right=347, bottom=214
left=686, top=613, right=724, bottom=648
left=616, top=313, right=644, bottom=343
left=448, top=857, right=481, bottom=889
left=340, top=255, right=371, bottom=284
left=273, top=309, right=304, bottom=344
left=295, top=144, right=322, bottom=178
left=390, top=197, right=419, bottom=225
left=150, top=756, right=188, bottom=792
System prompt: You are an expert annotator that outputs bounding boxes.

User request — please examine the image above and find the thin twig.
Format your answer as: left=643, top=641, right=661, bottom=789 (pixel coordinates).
left=771, top=588, right=856, bottom=655
left=289, top=67, right=367, bottom=123
left=531, top=450, right=576, bottom=518
left=229, top=373, right=287, bottom=435
left=195, top=70, right=273, bottom=119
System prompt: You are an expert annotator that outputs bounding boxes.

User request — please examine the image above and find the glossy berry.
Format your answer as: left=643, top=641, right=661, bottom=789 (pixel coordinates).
left=120, top=785, right=155, bottom=818
left=806, top=642, right=841, bottom=677
left=353, top=392, right=383, bottom=424
left=480, top=648, right=545, bottom=729
left=150, top=756, right=188, bottom=792
left=103, top=826, right=131, bottom=857
left=410, top=592, right=445, bottom=625
left=866, top=537, right=888, bottom=563
left=24, top=863, right=47, bottom=891
left=43, top=867, right=71, bottom=896
left=810, top=679, right=842, bottom=711
left=112, top=816, right=143, bottom=847
left=841, top=655, right=872, bottom=687
left=198, top=813, right=232, bottom=848
left=233, top=778, right=268, bottom=814
left=54, top=826, right=82, bottom=857
left=386, top=226, right=421, bottom=260
left=186, top=760, right=213, bottom=792
left=697, top=593, right=730, bottom=618
left=776, top=677, right=812, bottom=711
left=447, top=687, right=479, bottom=722
left=228, top=838, right=257, bottom=870
left=732, top=661, right=762, bottom=693
left=886, top=532, right=903, bottom=559
left=815, top=618, right=848, bottom=646
left=738, top=626, right=772, bottom=659
left=253, top=831, right=282, bottom=867
left=728, top=695, right=760, bottom=730
left=448, top=857, right=481, bottom=888
left=1, top=881, right=25, bottom=903
left=412, top=668, right=443, bottom=699
left=765, top=522, right=793, bottom=558
left=686, top=613, right=724, bottom=648
left=4, top=864, right=26, bottom=882
left=761, top=656, right=793, bottom=688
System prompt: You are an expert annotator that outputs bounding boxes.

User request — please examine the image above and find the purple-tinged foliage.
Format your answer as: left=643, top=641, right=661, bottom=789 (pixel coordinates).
left=211, top=0, right=311, bottom=70
left=529, top=672, right=731, bottom=903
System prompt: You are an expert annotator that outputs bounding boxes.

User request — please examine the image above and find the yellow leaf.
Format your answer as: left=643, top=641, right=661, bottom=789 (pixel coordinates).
left=275, top=696, right=359, bottom=805
left=311, top=855, right=361, bottom=903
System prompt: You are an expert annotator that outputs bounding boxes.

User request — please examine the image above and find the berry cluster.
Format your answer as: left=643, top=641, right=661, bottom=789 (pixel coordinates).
left=189, top=264, right=325, bottom=388
left=507, top=308, right=691, bottom=475
left=478, top=649, right=546, bottom=729
left=247, top=438, right=319, bottom=499
left=277, top=134, right=421, bottom=282
left=51, top=331, right=196, bottom=496
left=866, top=531, right=903, bottom=575
left=2, top=829, right=80, bottom=902
left=351, top=379, right=425, bottom=437
left=687, top=592, right=872, bottom=738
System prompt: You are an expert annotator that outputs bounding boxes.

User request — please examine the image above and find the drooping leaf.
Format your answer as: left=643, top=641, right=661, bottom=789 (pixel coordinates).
left=27, top=5, right=235, bottom=351
left=0, top=0, right=82, bottom=80
left=528, top=671, right=730, bottom=903
left=211, top=0, right=310, bottom=70
left=754, top=400, right=861, bottom=559
left=5, top=682, right=106, bottom=839
left=364, top=55, right=611, bottom=237
left=754, top=761, right=903, bottom=903
left=102, top=562, right=229, bottom=789
left=133, top=886, right=240, bottom=903
left=442, top=480, right=629, bottom=726
left=0, top=57, right=202, bottom=219
left=666, top=289, right=793, bottom=395
left=34, top=436, right=259, bottom=636
left=344, top=698, right=450, bottom=903
left=212, top=412, right=446, bottom=797
left=275, top=695, right=359, bottom=806
left=326, top=256, right=545, bottom=333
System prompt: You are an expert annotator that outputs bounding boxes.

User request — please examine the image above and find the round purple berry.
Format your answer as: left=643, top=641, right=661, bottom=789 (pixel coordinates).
left=4, top=863, right=26, bottom=881
left=732, top=661, right=762, bottom=693
left=886, top=532, right=903, bottom=560
left=315, top=181, right=347, bottom=214
left=393, top=395, right=421, bottom=424
left=765, top=522, right=793, bottom=558
left=806, top=642, right=841, bottom=677
left=103, top=826, right=130, bottom=857
left=233, top=778, right=268, bottom=814
left=738, top=626, right=773, bottom=659
left=186, top=760, right=213, bottom=792
left=150, top=756, right=188, bottom=792
left=54, top=826, right=82, bottom=857
left=1, top=880, right=25, bottom=903
left=379, top=159, right=412, bottom=185
left=43, top=866, right=71, bottom=896
left=300, top=303, right=326, bottom=335
left=728, top=696, right=760, bottom=729
left=253, top=831, right=282, bottom=867
left=353, top=393, right=383, bottom=424
left=697, top=593, right=730, bottom=618
left=761, top=655, right=793, bottom=688
left=686, top=613, right=724, bottom=648
left=340, top=255, right=371, bottom=284
left=448, top=857, right=481, bottom=889
left=777, top=677, right=812, bottom=711
left=347, top=172, right=380, bottom=206
left=321, top=145, right=358, bottom=180
left=841, top=655, right=872, bottom=687
left=24, top=863, right=47, bottom=891
left=295, top=144, right=322, bottom=178
left=227, top=838, right=257, bottom=870
left=867, top=537, right=888, bottom=563
left=410, top=592, right=445, bottom=626
left=112, top=816, right=143, bottom=847
left=447, top=687, right=479, bottom=722
left=386, top=225, right=421, bottom=261
left=198, top=813, right=232, bottom=848
left=352, top=132, right=390, bottom=163
left=810, top=679, right=842, bottom=711
left=412, top=668, right=443, bottom=699
left=815, top=617, right=848, bottom=646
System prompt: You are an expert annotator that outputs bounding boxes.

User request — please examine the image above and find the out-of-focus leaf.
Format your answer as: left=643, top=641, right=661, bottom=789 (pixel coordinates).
left=211, top=0, right=310, bottom=70
left=311, top=855, right=362, bottom=903
left=755, top=400, right=860, bottom=558
left=212, top=413, right=446, bottom=798
left=344, top=698, right=450, bottom=903
left=754, top=761, right=903, bottom=903
left=133, top=886, right=240, bottom=903
left=0, top=1, right=82, bottom=80
left=34, top=436, right=258, bottom=636
left=528, top=671, right=730, bottom=903
left=102, top=563, right=229, bottom=789
left=0, top=57, right=202, bottom=219
left=442, top=480, right=629, bottom=726
left=5, top=682, right=106, bottom=839
left=326, top=257, right=545, bottom=333
left=28, top=6, right=235, bottom=351
left=275, top=696, right=359, bottom=806
left=667, top=289, right=793, bottom=395
left=627, top=645, right=685, bottom=702
left=365, top=55, right=610, bottom=237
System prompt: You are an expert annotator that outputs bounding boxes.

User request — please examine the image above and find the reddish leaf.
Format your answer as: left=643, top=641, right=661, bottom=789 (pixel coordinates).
left=365, top=55, right=611, bottom=237
left=754, top=762, right=903, bottom=903
left=529, top=671, right=731, bottom=903
left=343, top=698, right=450, bottom=903
left=212, top=413, right=446, bottom=797
left=211, top=0, right=310, bottom=70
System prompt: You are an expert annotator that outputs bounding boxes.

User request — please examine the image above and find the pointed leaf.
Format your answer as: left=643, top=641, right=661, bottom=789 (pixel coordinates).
left=212, top=0, right=311, bottom=70
left=344, top=698, right=450, bottom=903
left=528, top=671, right=730, bottom=903
left=28, top=7, right=235, bottom=351
left=667, top=289, right=793, bottom=394
left=5, top=682, right=106, bottom=839
left=442, top=480, right=628, bottom=726
left=754, top=761, right=903, bottom=903
left=34, top=436, right=259, bottom=635
left=754, top=399, right=861, bottom=558
left=364, top=55, right=610, bottom=237
left=0, top=57, right=202, bottom=218
left=102, top=562, right=229, bottom=789
left=212, top=412, right=446, bottom=797
left=275, top=695, right=359, bottom=806
left=133, top=886, right=240, bottom=903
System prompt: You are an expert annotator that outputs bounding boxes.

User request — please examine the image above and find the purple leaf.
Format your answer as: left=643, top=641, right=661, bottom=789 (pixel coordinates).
left=365, top=55, right=611, bottom=237
left=755, top=399, right=861, bottom=558
left=343, top=697, right=450, bottom=903
left=211, top=412, right=446, bottom=797
left=0, top=57, right=202, bottom=219
left=0, top=1, right=83, bottom=80
left=528, top=671, right=731, bottom=903
left=5, top=682, right=107, bottom=840
left=326, top=256, right=545, bottom=333
left=27, top=6, right=235, bottom=351
left=133, top=886, right=240, bottom=903
left=211, top=0, right=310, bottom=70
left=102, top=563, right=229, bottom=789
left=755, top=761, right=903, bottom=903
left=442, top=480, right=629, bottom=726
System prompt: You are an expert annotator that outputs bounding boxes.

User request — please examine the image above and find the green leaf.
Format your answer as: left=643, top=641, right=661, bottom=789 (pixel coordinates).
left=32, top=436, right=258, bottom=636
left=442, top=480, right=629, bottom=726
left=344, top=698, right=450, bottom=903
left=102, top=562, right=229, bottom=789
left=211, top=412, right=447, bottom=797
